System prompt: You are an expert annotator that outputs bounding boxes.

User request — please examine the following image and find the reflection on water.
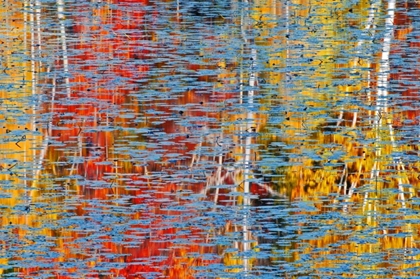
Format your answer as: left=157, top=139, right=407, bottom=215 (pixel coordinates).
left=1, top=0, right=420, bottom=277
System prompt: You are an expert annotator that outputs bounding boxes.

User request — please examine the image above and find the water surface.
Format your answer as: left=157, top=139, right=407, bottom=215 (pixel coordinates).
left=1, top=0, right=420, bottom=278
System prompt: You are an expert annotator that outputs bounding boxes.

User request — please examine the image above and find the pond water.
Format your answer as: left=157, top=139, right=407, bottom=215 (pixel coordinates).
left=1, top=0, right=420, bottom=278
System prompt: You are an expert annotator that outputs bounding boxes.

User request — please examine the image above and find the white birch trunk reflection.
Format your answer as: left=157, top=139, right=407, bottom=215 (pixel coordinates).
left=57, top=0, right=71, bottom=98
left=374, top=0, right=407, bottom=208
left=352, top=0, right=377, bottom=128
left=240, top=0, right=256, bottom=274
left=29, top=0, right=37, bottom=182
left=32, top=0, right=45, bottom=184
left=35, top=0, right=42, bottom=68
left=23, top=0, right=29, bottom=187
left=376, top=0, right=395, bottom=116
left=242, top=45, right=256, bottom=274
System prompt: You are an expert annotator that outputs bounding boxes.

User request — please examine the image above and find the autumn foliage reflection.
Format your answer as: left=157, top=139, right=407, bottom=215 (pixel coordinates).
left=3, top=0, right=420, bottom=278
left=44, top=0, right=240, bottom=278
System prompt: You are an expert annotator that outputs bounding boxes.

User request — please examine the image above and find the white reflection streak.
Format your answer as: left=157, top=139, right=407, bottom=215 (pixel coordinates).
left=352, top=0, right=377, bottom=128
left=241, top=1, right=248, bottom=44
left=374, top=0, right=407, bottom=208
left=23, top=0, right=28, bottom=187
left=21, top=0, right=30, bottom=214
left=242, top=47, right=256, bottom=274
left=244, top=48, right=256, bottom=207
left=33, top=1, right=48, bottom=182
left=213, top=137, right=223, bottom=206
left=376, top=0, right=395, bottom=116
left=57, top=0, right=71, bottom=98
left=35, top=0, right=42, bottom=67
left=30, top=0, right=37, bottom=180
left=241, top=0, right=257, bottom=274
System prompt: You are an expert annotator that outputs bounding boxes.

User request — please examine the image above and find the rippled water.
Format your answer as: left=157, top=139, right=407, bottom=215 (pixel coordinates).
left=1, top=0, right=420, bottom=278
